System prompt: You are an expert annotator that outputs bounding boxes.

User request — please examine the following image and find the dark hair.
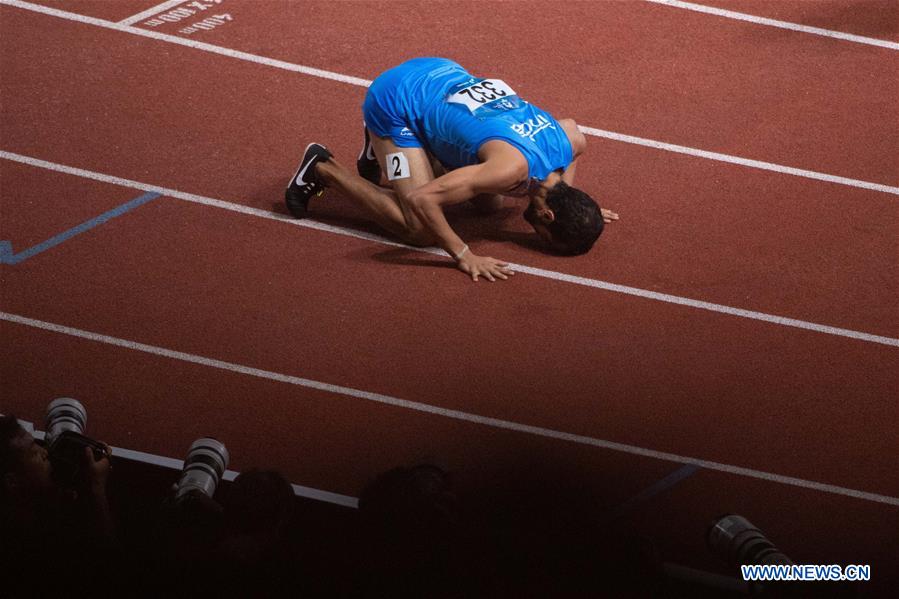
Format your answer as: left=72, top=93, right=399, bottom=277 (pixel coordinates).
left=225, top=469, right=295, bottom=535
left=358, top=464, right=457, bottom=532
left=1, top=415, right=24, bottom=496
left=544, top=181, right=604, bottom=255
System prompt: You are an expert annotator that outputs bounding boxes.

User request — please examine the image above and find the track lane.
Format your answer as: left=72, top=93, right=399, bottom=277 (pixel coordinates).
left=2, top=192, right=896, bottom=496
left=29, top=0, right=149, bottom=21
left=0, top=161, right=145, bottom=251
left=2, top=3, right=897, bottom=582
left=2, top=6, right=896, bottom=336
left=115, top=0, right=899, bottom=186
left=687, top=0, right=899, bottom=43
left=5, top=318, right=898, bottom=586
left=0, top=318, right=688, bottom=508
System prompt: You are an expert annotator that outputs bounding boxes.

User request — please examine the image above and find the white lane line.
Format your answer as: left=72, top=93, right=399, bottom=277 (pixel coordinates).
left=0, top=150, right=412, bottom=247
left=3, top=311, right=898, bottom=508
left=646, top=0, right=899, bottom=51
left=117, top=0, right=186, bottom=26
left=16, top=419, right=359, bottom=508
left=511, top=263, right=898, bottom=347
left=3, top=149, right=897, bottom=348
left=580, top=127, right=899, bottom=195
left=1, top=0, right=371, bottom=87
left=2, top=0, right=896, bottom=195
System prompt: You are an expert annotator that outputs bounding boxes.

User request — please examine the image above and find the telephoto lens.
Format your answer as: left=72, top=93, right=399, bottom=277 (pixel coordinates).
left=707, top=514, right=794, bottom=566
left=175, top=438, right=230, bottom=499
left=44, top=398, right=109, bottom=488
left=45, top=397, right=88, bottom=443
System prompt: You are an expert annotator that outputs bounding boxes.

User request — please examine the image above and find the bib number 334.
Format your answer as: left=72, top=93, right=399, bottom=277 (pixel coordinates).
left=447, top=79, right=517, bottom=113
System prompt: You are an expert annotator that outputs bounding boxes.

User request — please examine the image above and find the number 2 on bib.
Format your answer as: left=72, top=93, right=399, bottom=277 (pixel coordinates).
left=386, top=152, right=410, bottom=181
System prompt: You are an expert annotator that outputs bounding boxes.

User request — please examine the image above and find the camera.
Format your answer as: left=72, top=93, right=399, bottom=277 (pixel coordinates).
left=175, top=437, right=230, bottom=500
left=44, top=398, right=109, bottom=489
left=707, top=514, right=793, bottom=567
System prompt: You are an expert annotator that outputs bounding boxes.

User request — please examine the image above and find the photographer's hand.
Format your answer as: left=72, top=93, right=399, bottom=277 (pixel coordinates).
left=84, top=445, right=112, bottom=494
left=83, top=445, right=115, bottom=540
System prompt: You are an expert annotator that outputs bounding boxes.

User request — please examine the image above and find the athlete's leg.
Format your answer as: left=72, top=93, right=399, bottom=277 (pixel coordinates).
left=356, top=125, right=382, bottom=185
left=366, top=132, right=437, bottom=245
left=315, top=135, right=436, bottom=246
left=428, top=153, right=446, bottom=177
left=315, top=159, right=409, bottom=241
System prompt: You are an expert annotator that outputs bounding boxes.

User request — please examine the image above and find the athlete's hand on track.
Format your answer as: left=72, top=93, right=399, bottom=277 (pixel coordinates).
left=601, top=208, right=619, bottom=224
left=458, top=252, right=515, bottom=282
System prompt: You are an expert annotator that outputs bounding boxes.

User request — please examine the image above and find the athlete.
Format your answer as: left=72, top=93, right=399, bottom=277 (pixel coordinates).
left=285, top=57, right=618, bottom=282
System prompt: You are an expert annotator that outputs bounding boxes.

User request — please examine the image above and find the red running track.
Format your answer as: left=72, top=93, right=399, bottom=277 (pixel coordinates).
left=2, top=0, right=898, bottom=583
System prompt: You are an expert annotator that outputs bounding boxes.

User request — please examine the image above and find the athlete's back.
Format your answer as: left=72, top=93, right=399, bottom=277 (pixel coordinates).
left=365, top=58, right=573, bottom=181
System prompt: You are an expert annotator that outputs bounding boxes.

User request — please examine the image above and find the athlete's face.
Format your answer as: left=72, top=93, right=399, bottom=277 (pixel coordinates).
left=525, top=171, right=566, bottom=250
left=523, top=200, right=555, bottom=246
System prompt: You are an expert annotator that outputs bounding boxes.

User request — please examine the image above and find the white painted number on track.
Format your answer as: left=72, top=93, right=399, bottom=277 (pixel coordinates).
left=133, top=0, right=233, bottom=36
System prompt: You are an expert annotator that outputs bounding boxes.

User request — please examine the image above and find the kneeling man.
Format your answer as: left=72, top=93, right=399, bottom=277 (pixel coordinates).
left=286, top=57, right=618, bottom=281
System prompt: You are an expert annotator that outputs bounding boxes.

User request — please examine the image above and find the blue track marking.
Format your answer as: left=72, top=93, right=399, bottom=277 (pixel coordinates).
left=602, top=464, right=701, bottom=523
left=0, top=192, right=161, bottom=265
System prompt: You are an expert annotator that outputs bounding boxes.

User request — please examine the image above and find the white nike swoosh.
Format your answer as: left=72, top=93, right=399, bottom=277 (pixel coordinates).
left=365, top=144, right=376, bottom=161
left=294, top=158, right=315, bottom=186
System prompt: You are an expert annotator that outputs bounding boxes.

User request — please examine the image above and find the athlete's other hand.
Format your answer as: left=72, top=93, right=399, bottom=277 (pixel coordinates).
left=601, top=208, right=619, bottom=224
left=458, top=252, right=515, bottom=282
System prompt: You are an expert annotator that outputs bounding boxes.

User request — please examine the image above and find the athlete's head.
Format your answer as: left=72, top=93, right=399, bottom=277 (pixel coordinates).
left=525, top=180, right=604, bottom=255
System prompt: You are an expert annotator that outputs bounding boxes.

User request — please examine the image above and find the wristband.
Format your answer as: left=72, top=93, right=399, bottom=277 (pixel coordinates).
left=453, top=244, right=469, bottom=262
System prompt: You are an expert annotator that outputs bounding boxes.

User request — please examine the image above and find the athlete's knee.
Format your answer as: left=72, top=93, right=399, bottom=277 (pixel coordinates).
left=401, top=216, right=434, bottom=246
left=388, top=191, right=430, bottom=246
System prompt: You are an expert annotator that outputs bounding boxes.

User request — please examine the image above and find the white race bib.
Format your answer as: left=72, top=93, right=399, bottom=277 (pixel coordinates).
left=386, top=152, right=410, bottom=181
left=447, top=79, right=517, bottom=113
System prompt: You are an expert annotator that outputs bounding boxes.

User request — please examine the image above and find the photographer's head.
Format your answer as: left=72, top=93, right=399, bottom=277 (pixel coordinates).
left=2, top=417, right=116, bottom=598
left=1, top=415, right=54, bottom=502
left=220, top=470, right=295, bottom=567
left=359, top=464, right=458, bottom=535
left=226, top=469, right=294, bottom=536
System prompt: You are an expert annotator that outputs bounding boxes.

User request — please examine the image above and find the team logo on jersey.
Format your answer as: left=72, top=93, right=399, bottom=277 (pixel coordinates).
left=510, top=115, right=555, bottom=141
left=399, top=127, right=415, bottom=137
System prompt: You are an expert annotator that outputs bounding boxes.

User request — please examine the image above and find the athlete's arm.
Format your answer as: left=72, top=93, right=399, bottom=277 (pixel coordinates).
left=558, top=118, right=585, bottom=187
left=405, top=141, right=526, bottom=281
left=558, top=118, right=619, bottom=224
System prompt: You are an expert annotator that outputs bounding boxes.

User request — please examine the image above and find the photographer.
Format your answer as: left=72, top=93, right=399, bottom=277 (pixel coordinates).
left=0, top=414, right=115, bottom=597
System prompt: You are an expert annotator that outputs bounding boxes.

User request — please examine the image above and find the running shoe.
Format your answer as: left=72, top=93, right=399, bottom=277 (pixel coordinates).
left=285, top=143, right=332, bottom=218
left=356, top=126, right=381, bottom=185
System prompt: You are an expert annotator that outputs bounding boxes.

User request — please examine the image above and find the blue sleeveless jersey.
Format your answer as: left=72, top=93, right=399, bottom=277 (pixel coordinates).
left=363, top=57, right=573, bottom=182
